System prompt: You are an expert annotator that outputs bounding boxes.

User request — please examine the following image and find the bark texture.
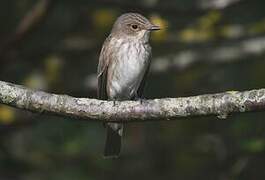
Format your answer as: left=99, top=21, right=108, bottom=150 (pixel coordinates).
left=0, top=80, right=265, bottom=122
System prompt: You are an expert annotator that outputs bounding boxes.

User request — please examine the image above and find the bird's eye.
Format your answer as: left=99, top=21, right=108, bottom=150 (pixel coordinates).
left=131, top=24, right=138, bottom=30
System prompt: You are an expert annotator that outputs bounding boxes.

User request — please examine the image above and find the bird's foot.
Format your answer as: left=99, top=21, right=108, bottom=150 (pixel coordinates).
left=135, top=97, right=147, bottom=105
left=112, top=99, right=117, bottom=107
left=112, top=99, right=122, bottom=106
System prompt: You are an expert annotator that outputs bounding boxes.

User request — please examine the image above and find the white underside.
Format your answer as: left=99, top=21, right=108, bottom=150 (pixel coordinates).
left=107, top=38, right=151, bottom=99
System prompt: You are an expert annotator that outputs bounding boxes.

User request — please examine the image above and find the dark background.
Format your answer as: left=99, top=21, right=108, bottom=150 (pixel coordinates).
left=0, top=0, right=265, bottom=179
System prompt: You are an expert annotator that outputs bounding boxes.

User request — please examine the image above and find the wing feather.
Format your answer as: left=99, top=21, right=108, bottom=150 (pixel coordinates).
left=97, top=36, right=112, bottom=100
left=136, top=48, right=151, bottom=98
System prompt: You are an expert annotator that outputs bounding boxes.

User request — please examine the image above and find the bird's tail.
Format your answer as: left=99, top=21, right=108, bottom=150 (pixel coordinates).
left=104, top=123, right=123, bottom=158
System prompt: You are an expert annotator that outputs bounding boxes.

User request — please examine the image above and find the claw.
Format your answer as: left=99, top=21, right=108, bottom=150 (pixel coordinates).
left=135, top=97, right=146, bottom=105
left=113, top=100, right=116, bottom=107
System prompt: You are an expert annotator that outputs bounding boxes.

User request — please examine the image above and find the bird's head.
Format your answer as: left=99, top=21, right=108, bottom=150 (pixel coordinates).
left=111, top=13, right=160, bottom=42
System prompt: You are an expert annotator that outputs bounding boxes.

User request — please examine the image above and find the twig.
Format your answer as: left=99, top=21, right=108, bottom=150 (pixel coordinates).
left=0, top=80, right=265, bottom=122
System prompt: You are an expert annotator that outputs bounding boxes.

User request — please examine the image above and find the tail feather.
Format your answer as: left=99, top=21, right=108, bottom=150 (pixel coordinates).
left=104, top=123, right=123, bottom=158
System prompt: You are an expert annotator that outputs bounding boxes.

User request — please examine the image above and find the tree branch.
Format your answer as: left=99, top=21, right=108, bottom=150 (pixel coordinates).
left=0, top=80, right=265, bottom=122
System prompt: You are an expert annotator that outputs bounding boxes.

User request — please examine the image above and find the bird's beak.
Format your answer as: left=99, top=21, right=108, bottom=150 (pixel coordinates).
left=149, top=25, right=160, bottom=31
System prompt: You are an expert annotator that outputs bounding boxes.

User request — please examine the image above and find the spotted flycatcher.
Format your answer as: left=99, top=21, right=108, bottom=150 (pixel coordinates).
left=97, top=13, right=160, bottom=158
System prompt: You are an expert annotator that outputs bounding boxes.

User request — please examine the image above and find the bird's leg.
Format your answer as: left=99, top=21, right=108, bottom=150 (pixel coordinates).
left=134, top=95, right=146, bottom=105
left=112, top=99, right=117, bottom=107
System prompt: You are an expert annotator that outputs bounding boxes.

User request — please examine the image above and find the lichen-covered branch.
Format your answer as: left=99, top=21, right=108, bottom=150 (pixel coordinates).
left=0, top=80, right=265, bottom=122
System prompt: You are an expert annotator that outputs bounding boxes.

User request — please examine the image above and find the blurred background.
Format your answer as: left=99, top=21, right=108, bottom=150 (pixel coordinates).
left=0, top=0, right=265, bottom=179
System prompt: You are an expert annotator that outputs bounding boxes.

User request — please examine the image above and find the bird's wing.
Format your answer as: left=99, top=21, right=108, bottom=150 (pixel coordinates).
left=97, top=36, right=112, bottom=100
left=137, top=49, right=152, bottom=98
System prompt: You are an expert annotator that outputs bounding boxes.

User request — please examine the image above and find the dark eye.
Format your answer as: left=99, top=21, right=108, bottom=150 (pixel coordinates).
left=131, top=24, right=138, bottom=30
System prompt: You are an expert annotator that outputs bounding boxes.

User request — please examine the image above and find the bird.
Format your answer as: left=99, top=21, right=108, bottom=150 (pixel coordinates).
left=97, top=12, right=160, bottom=158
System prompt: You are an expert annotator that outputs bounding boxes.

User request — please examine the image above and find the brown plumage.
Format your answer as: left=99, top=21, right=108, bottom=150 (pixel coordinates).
left=97, top=12, right=160, bottom=158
